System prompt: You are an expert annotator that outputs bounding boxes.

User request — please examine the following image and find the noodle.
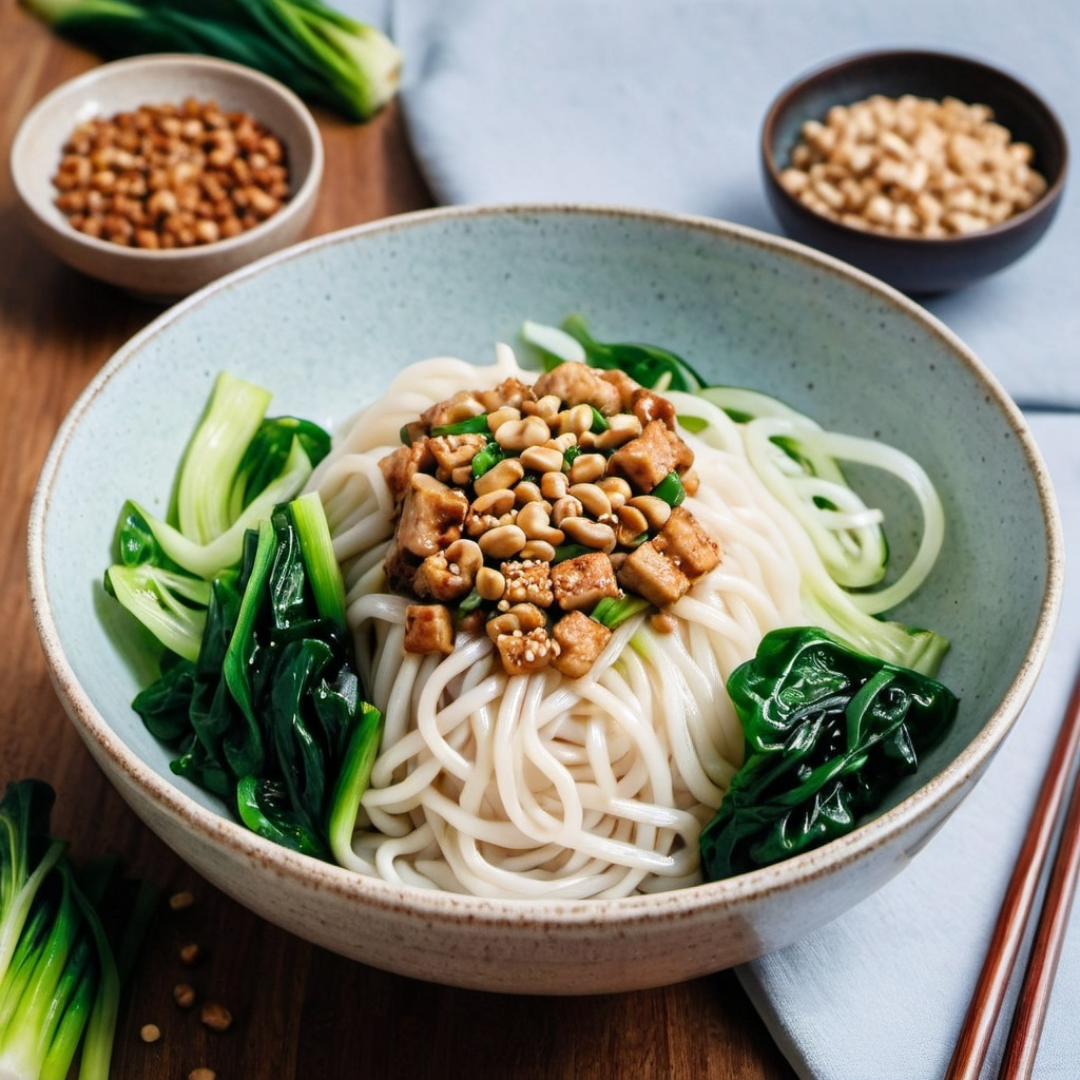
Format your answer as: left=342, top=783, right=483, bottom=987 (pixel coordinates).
left=305, top=346, right=852, bottom=898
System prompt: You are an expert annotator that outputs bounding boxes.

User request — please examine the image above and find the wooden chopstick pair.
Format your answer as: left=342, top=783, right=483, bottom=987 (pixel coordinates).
left=946, top=659, right=1080, bottom=1080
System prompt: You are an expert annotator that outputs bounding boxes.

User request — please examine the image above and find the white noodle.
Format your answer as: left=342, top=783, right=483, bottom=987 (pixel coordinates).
left=308, top=348, right=865, bottom=898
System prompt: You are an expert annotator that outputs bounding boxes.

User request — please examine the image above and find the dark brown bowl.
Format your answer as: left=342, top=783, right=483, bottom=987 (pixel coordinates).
left=761, top=49, right=1068, bottom=295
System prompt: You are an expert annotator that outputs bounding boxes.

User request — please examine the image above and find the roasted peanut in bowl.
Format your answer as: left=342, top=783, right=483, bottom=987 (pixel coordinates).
left=761, top=49, right=1068, bottom=295
left=11, top=53, right=323, bottom=302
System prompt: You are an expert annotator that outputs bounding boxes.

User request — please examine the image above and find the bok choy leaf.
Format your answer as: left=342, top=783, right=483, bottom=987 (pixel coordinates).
left=20, top=0, right=402, bottom=122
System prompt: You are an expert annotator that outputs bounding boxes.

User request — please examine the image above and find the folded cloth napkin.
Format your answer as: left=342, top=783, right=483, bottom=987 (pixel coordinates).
left=339, top=2, right=1080, bottom=1074
left=386, top=0, right=1079, bottom=412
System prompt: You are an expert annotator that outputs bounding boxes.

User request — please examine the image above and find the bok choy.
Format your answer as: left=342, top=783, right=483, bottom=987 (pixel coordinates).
left=104, top=374, right=383, bottom=862
left=20, top=0, right=402, bottom=122
left=0, top=779, right=157, bottom=1080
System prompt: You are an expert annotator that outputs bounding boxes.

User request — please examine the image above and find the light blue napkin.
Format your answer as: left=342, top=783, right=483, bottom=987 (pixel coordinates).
left=388, top=0, right=1079, bottom=412
left=338, top=2, right=1080, bottom=1074
left=739, top=410, right=1080, bottom=1080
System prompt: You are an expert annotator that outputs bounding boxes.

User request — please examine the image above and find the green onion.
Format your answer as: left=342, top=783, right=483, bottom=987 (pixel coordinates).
left=471, top=441, right=504, bottom=478
left=552, top=543, right=593, bottom=564
left=590, top=594, right=651, bottom=629
left=20, top=0, right=402, bottom=123
left=589, top=407, right=610, bottom=433
left=456, top=589, right=484, bottom=619
left=677, top=414, right=709, bottom=434
left=431, top=414, right=491, bottom=436
left=652, top=471, right=686, bottom=507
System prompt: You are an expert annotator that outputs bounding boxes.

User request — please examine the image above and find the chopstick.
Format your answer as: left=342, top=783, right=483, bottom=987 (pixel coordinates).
left=945, top=657, right=1080, bottom=1080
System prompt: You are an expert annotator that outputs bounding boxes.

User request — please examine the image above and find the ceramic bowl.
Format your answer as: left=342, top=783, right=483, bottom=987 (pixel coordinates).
left=27, top=205, right=1062, bottom=994
left=761, top=49, right=1069, bottom=295
left=10, top=53, right=322, bottom=303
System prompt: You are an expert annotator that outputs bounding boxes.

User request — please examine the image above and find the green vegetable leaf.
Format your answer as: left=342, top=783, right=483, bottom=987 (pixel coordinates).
left=20, top=0, right=402, bottom=122
left=523, top=315, right=706, bottom=392
left=0, top=781, right=154, bottom=1080
left=699, top=627, right=958, bottom=880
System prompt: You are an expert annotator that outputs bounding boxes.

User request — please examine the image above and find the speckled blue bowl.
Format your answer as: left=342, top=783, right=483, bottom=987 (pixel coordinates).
left=27, top=205, right=1062, bottom=994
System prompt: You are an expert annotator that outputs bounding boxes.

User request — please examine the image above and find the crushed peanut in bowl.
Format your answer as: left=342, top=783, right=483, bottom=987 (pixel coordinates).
left=51, top=96, right=290, bottom=249
left=779, top=94, right=1048, bottom=238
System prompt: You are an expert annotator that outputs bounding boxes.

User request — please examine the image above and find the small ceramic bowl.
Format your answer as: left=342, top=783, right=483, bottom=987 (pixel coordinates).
left=10, top=53, right=323, bottom=303
left=26, top=205, right=1063, bottom=994
left=761, top=49, right=1068, bottom=295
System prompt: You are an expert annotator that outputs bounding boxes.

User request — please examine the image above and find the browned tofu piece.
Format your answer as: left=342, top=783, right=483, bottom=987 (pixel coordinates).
left=413, top=552, right=473, bottom=602
left=550, top=552, right=620, bottom=611
left=379, top=440, right=436, bottom=504
left=656, top=507, right=721, bottom=579
left=631, top=388, right=678, bottom=430
left=532, top=361, right=622, bottom=415
left=501, top=560, right=555, bottom=607
left=617, top=540, right=690, bottom=608
left=495, top=627, right=559, bottom=675
left=427, top=433, right=486, bottom=473
left=397, top=472, right=469, bottom=558
left=404, top=604, right=455, bottom=655
left=420, top=389, right=485, bottom=429
left=607, top=420, right=694, bottom=493
left=552, top=610, right=613, bottom=678
left=477, top=377, right=537, bottom=412
left=384, top=539, right=420, bottom=594
left=599, top=368, right=641, bottom=412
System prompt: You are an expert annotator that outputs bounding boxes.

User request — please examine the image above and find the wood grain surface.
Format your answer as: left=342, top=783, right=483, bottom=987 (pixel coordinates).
left=1, top=6, right=798, bottom=1077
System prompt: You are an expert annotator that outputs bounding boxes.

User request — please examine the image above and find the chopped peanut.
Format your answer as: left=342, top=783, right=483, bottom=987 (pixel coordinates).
left=780, top=93, right=1048, bottom=237
left=379, top=360, right=723, bottom=676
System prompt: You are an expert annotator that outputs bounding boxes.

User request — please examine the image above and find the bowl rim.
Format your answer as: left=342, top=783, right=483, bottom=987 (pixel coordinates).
left=760, top=46, right=1070, bottom=248
left=26, top=201, right=1065, bottom=928
left=9, top=52, right=324, bottom=265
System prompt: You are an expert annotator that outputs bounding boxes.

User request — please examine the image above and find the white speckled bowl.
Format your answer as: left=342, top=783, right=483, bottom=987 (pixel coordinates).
left=10, top=54, right=322, bottom=302
left=28, top=205, right=1061, bottom=994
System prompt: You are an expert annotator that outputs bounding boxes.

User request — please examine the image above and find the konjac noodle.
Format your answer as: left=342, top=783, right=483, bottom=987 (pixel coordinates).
left=305, top=341, right=947, bottom=899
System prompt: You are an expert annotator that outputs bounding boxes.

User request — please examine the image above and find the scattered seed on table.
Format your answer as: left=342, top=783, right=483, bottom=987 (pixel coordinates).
left=180, top=942, right=202, bottom=966
left=200, top=1001, right=233, bottom=1032
left=173, top=982, right=197, bottom=1009
left=189, top=1069, right=216, bottom=1080
left=139, top=1023, right=161, bottom=1043
left=169, top=890, right=195, bottom=911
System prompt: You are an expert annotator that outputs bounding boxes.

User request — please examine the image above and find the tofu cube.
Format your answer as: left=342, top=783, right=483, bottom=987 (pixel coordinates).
left=404, top=604, right=455, bottom=655
left=607, top=420, right=694, bottom=492
left=657, top=507, right=721, bottom=579
left=552, top=610, right=613, bottom=678
left=617, top=540, right=690, bottom=608
left=397, top=472, right=469, bottom=558
left=501, top=559, right=555, bottom=607
left=413, top=552, right=472, bottom=602
left=550, top=552, right=620, bottom=611
left=496, top=628, right=558, bottom=675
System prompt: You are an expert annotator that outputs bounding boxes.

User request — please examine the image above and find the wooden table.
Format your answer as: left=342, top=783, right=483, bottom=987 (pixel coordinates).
left=1, top=8, right=798, bottom=1078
